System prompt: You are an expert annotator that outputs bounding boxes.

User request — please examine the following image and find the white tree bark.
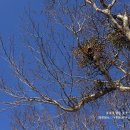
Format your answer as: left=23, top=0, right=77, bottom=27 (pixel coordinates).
left=85, top=0, right=130, bottom=41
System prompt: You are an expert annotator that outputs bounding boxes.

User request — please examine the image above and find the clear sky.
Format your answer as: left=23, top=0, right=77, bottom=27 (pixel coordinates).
left=0, top=0, right=28, bottom=36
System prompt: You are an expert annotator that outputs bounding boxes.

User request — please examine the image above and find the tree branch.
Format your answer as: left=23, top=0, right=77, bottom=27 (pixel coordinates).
left=85, top=0, right=130, bottom=40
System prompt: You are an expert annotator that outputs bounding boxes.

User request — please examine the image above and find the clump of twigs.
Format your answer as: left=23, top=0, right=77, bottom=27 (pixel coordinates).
left=107, top=30, right=130, bottom=50
left=73, top=37, right=104, bottom=67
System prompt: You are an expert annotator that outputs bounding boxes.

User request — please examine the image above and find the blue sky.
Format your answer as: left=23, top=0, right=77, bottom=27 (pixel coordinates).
left=0, top=1, right=37, bottom=129
left=0, top=0, right=42, bottom=37
left=0, top=0, right=29, bottom=36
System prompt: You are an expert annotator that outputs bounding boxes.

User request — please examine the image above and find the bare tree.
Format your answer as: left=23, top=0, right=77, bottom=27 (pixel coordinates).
left=11, top=105, right=108, bottom=130
left=0, top=0, right=130, bottom=129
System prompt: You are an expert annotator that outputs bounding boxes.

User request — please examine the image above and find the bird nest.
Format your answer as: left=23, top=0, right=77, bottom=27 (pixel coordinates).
left=73, top=37, right=104, bottom=67
left=107, top=30, right=130, bottom=50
